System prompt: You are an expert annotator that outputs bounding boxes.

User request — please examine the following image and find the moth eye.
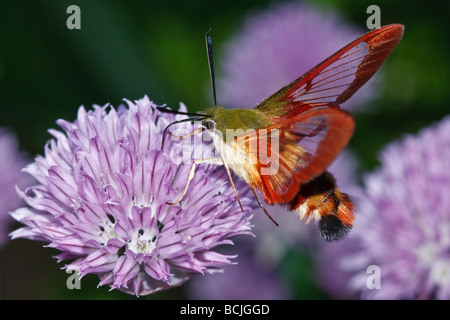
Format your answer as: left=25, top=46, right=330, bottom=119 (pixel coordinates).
left=202, top=120, right=215, bottom=130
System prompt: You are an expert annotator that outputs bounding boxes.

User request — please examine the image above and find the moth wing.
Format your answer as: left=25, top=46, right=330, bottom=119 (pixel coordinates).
left=254, top=24, right=404, bottom=122
left=235, top=108, right=354, bottom=205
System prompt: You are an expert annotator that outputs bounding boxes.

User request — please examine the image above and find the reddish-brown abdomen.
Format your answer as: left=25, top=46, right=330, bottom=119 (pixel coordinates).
left=288, top=171, right=355, bottom=241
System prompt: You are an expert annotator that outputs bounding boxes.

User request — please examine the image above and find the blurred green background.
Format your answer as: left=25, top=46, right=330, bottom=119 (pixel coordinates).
left=0, top=0, right=448, bottom=299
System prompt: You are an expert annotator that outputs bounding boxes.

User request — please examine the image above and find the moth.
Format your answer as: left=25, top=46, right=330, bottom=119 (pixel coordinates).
left=158, top=24, right=404, bottom=241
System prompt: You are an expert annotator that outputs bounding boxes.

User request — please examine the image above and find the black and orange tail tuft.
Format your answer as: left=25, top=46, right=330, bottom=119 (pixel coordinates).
left=288, top=171, right=355, bottom=241
left=318, top=191, right=354, bottom=241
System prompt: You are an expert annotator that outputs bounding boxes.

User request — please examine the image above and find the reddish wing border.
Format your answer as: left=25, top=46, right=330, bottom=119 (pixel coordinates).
left=236, top=108, right=355, bottom=205
left=254, top=24, right=404, bottom=122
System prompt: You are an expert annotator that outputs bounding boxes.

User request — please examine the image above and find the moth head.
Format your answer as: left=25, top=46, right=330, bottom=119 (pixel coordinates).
left=201, top=119, right=216, bottom=131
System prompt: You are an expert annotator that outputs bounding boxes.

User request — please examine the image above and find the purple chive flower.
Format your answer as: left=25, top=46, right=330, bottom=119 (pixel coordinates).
left=217, top=1, right=377, bottom=111
left=187, top=243, right=292, bottom=300
left=0, top=129, right=32, bottom=247
left=10, top=96, right=256, bottom=296
left=319, top=116, right=450, bottom=300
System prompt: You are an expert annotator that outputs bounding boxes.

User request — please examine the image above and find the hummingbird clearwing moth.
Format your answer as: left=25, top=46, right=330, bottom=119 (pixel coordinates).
left=159, top=24, right=404, bottom=241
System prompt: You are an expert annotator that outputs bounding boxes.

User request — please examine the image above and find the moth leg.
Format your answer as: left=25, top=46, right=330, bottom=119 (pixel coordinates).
left=250, top=187, right=279, bottom=226
left=170, top=127, right=205, bottom=140
left=167, top=157, right=223, bottom=206
left=221, top=156, right=244, bottom=212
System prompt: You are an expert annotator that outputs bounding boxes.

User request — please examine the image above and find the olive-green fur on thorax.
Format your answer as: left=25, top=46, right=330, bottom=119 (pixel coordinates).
left=203, top=106, right=274, bottom=136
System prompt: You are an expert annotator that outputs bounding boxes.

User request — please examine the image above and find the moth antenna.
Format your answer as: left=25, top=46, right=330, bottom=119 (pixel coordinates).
left=161, top=116, right=207, bottom=150
left=157, top=107, right=211, bottom=150
left=205, top=30, right=217, bottom=106
left=156, top=106, right=206, bottom=117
